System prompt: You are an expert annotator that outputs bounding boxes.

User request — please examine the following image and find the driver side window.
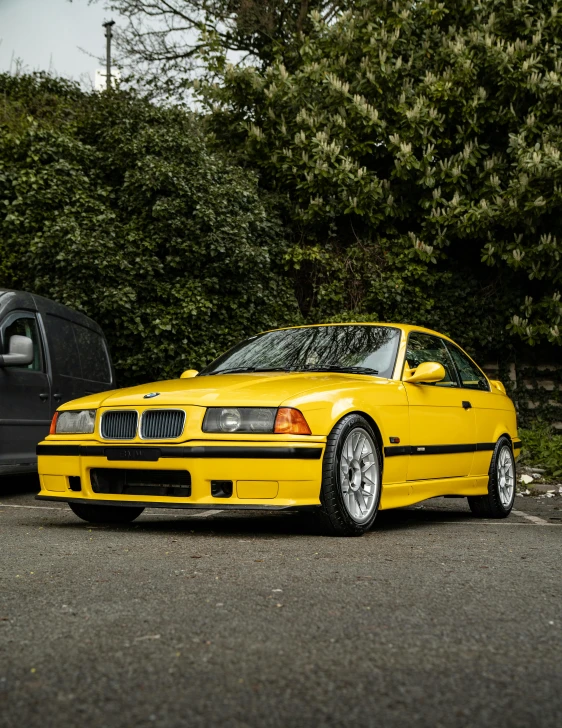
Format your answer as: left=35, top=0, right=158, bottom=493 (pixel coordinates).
left=1, top=314, right=44, bottom=372
left=405, top=332, right=458, bottom=387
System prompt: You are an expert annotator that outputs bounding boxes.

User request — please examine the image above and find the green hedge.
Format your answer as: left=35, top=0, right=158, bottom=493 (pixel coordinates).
left=519, top=423, right=562, bottom=478
left=0, top=74, right=299, bottom=385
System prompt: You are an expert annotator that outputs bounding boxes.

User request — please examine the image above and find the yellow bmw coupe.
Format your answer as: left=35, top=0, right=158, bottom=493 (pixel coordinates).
left=36, top=323, right=520, bottom=536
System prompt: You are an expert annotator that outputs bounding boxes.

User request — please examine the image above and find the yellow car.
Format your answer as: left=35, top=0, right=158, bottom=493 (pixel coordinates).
left=36, top=323, right=520, bottom=536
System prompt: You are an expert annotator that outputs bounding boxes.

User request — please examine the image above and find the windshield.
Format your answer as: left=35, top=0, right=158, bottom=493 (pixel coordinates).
left=199, top=325, right=401, bottom=378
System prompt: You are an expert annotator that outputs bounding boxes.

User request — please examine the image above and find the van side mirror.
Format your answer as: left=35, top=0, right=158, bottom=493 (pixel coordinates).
left=0, top=335, right=34, bottom=367
left=180, top=369, right=199, bottom=379
left=404, top=361, right=445, bottom=384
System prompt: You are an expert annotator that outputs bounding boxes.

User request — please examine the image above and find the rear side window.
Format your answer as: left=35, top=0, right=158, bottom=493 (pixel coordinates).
left=45, top=314, right=81, bottom=377
left=446, top=342, right=490, bottom=391
left=72, top=324, right=111, bottom=383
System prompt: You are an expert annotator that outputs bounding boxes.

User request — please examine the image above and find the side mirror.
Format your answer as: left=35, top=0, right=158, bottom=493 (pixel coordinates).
left=180, top=369, right=199, bottom=379
left=404, top=361, right=445, bottom=384
left=490, top=379, right=506, bottom=395
left=0, top=335, right=34, bottom=367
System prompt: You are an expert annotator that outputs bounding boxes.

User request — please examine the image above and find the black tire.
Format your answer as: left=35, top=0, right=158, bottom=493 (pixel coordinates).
left=68, top=502, right=144, bottom=524
left=468, top=436, right=515, bottom=518
left=318, top=414, right=382, bottom=536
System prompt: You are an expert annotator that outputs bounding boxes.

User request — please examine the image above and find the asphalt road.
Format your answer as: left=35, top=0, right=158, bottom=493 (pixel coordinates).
left=1, top=478, right=561, bottom=728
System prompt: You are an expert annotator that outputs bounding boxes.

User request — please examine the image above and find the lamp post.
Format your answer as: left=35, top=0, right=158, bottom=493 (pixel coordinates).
left=102, top=20, right=115, bottom=91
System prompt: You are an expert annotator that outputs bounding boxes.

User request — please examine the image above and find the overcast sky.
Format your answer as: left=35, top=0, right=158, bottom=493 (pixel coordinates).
left=0, top=0, right=114, bottom=86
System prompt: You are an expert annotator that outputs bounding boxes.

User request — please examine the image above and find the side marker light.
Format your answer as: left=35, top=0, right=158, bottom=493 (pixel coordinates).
left=274, top=408, right=311, bottom=435
left=49, top=412, right=59, bottom=435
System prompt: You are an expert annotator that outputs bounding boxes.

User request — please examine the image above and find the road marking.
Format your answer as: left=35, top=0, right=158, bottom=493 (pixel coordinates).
left=0, top=504, right=223, bottom=517
left=0, top=503, right=65, bottom=511
left=511, top=509, right=550, bottom=526
left=1, top=504, right=556, bottom=526
left=439, top=520, right=559, bottom=527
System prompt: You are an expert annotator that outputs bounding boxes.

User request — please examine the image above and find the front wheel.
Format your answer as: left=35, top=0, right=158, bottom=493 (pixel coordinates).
left=69, top=502, right=145, bottom=524
left=318, top=414, right=382, bottom=536
left=468, top=436, right=515, bottom=518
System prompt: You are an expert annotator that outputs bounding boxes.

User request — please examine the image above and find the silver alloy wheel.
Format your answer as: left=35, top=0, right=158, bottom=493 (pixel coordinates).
left=339, top=427, right=380, bottom=523
left=497, top=445, right=515, bottom=508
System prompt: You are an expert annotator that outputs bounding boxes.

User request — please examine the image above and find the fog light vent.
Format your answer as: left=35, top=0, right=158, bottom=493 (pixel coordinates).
left=211, top=480, right=233, bottom=498
left=68, top=476, right=82, bottom=492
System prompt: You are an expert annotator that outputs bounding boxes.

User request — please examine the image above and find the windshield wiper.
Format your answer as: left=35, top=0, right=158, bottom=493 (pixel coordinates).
left=208, top=367, right=294, bottom=376
left=207, top=367, right=256, bottom=375
left=207, top=365, right=379, bottom=376
left=298, top=365, right=379, bottom=376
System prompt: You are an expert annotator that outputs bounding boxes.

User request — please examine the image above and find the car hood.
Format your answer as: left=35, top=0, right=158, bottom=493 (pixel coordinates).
left=61, top=371, right=381, bottom=410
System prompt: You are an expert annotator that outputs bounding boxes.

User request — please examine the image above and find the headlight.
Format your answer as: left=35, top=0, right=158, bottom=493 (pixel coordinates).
left=203, top=407, right=276, bottom=434
left=53, top=410, right=96, bottom=434
left=202, top=407, right=311, bottom=435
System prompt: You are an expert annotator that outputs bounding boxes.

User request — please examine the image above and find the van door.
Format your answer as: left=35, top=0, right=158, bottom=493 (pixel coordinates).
left=72, top=321, right=113, bottom=394
left=43, top=313, right=113, bottom=405
left=43, top=313, right=86, bottom=405
left=0, top=312, right=51, bottom=470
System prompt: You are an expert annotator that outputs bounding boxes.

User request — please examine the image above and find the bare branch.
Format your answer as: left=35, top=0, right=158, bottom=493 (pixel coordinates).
left=89, top=1, right=350, bottom=98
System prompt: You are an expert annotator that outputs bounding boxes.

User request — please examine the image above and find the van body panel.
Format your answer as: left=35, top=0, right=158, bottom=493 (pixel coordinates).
left=0, top=290, right=114, bottom=476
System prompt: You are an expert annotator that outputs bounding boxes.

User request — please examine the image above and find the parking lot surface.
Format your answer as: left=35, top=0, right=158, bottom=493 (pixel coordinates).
left=1, top=479, right=561, bottom=728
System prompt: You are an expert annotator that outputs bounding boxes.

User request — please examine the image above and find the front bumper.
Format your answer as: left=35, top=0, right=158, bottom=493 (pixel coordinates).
left=36, top=440, right=325, bottom=510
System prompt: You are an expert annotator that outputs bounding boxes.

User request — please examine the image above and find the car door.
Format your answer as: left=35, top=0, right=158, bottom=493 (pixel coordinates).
left=403, top=332, right=476, bottom=482
left=0, top=312, right=52, bottom=470
left=444, top=341, right=497, bottom=477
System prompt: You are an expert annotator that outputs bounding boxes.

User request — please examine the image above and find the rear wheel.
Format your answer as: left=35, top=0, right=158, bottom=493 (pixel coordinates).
left=468, top=436, right=515, bottom=518
left=319, top=414, right=382, bottom=536
left=68, top=502, right=144, bottom=524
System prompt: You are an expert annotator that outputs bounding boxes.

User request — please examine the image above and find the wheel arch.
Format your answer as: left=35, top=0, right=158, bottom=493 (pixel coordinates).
left=335, top=410, right=385, bottom=471
left=495, top=431, right=513, bottom=446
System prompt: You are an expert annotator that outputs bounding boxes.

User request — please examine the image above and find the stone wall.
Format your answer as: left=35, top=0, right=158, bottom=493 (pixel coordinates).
left=483, top=362, right=562, bottom=430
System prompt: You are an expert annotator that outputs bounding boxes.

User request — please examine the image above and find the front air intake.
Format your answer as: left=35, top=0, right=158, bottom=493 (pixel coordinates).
left=91, top=468, right=191, bottom=497
left=140, top=410, right=186, bottom=440
left=101, top=410, right=138, bottom=440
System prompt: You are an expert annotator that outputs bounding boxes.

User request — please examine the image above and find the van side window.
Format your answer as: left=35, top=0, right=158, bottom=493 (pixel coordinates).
left=45, top=314, right=81, bottom=377
left=73, top=324, right=111, bottom=383
left=1, top=314, right=44, bottom=371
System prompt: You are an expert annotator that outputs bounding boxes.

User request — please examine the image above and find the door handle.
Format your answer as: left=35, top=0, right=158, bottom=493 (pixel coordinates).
left=53, top=393, right=63, bottom=401
left=39, top=393, right=49, bottom=401
left=462, top=400, right=472, bottom=410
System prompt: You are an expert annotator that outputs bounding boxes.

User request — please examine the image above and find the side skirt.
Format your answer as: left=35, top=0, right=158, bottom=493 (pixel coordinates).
left=379, top=476, right=489, bottom=511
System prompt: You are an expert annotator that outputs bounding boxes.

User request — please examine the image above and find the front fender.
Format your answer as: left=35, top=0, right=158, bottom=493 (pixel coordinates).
left=282, top=379, right=410, bottom=484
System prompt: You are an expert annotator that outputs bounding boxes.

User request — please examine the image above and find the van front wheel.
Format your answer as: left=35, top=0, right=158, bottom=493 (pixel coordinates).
left=68, top=502, right=144, bottom=524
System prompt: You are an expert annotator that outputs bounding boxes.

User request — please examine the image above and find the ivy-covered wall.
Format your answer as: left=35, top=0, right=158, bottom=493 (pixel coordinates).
left=484, top=357, right=562, bottom=429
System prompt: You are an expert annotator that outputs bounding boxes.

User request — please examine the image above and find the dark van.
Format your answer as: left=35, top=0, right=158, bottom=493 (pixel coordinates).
left=0, top=290, right=115, bottom=476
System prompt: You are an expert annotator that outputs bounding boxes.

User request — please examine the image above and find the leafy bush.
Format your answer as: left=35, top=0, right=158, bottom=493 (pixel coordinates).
left=0, top=73, right=299, bottom=385
left=200, top=0, right=562, bottom=357
left=519, top=422, right=562, bottom=478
